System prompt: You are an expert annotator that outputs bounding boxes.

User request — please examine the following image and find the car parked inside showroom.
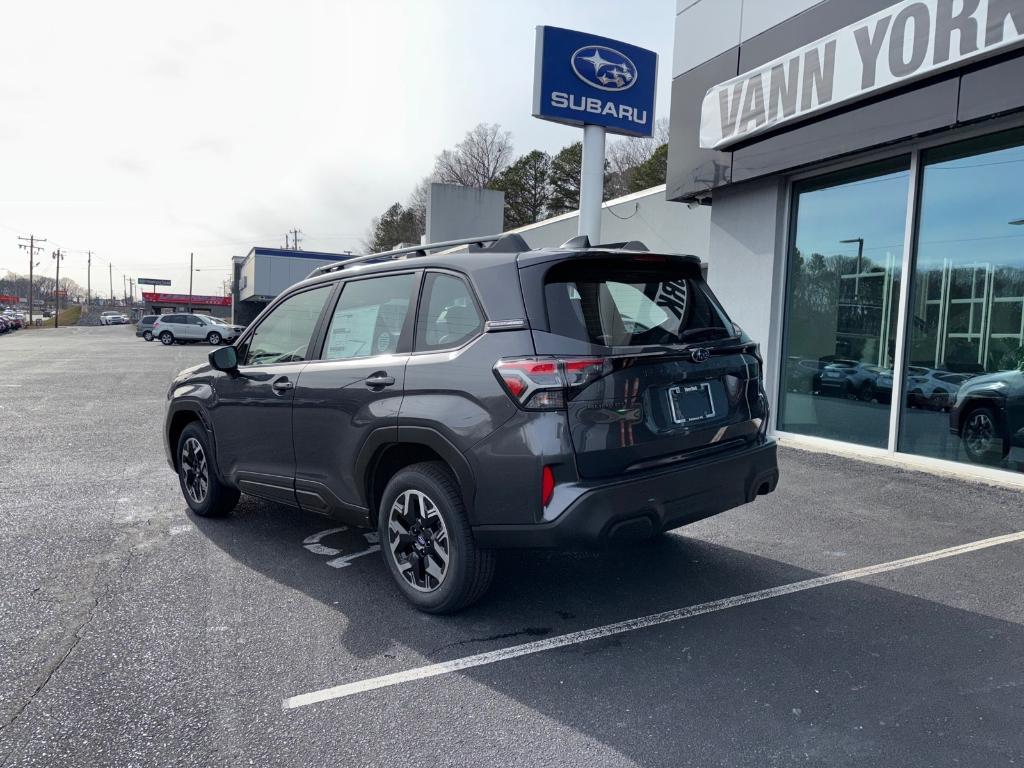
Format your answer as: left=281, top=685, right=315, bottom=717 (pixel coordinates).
left=163, top=234, right=778, bottom=613
left=949, top=369, right=1024, bottom=465
left=906, top=369, right=974, bottom=411
left=817, top=361, right=893, bottom=403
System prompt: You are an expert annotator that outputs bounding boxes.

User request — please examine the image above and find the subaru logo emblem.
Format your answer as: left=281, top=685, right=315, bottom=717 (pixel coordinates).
left=571, top=45, right=638, bottom=92
left=691, top=348, right=710, bottom=363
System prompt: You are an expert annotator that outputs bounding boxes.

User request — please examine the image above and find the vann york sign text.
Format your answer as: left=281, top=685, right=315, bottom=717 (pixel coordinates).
left=699, top=0, right=1024, bottom=149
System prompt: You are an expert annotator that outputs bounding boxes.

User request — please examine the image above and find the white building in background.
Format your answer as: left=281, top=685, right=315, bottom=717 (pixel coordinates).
left=509, top=184, right=710, bottom=257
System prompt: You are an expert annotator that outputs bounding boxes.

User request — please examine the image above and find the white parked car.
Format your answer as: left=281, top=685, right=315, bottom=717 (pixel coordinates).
left=151, top=313, right=242, bottom=345
left=99, top=311, right=129, bottom=325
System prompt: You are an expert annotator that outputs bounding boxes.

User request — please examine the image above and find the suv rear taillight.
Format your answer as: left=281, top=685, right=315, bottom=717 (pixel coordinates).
left=493, top=357, right=608, bottom=410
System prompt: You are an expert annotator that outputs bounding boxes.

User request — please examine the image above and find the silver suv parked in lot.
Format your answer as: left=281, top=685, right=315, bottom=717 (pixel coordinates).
left=153, top=313, right=241, bottom=345
left=164, top=235, right=779, bottom=612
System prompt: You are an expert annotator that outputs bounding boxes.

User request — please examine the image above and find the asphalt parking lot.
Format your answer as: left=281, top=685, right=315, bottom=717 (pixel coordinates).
left=1, top=326, right=1022, bottom=767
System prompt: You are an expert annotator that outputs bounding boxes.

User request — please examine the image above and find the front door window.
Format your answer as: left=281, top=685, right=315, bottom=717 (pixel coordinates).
left=242, top=285, right=333, bottom=366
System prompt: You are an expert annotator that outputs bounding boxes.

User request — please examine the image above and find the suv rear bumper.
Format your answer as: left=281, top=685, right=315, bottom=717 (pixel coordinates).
left=472, top=440, right=778, bottom=548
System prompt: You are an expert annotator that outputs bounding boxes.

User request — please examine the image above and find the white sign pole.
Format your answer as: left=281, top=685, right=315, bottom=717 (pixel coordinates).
left=578, top=123, right=605, bottom=244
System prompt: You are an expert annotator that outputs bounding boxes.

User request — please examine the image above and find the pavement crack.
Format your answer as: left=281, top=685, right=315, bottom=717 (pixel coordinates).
left=0, top=528, right=139, bottom=765
left=429, top=627, right=551, bottom=655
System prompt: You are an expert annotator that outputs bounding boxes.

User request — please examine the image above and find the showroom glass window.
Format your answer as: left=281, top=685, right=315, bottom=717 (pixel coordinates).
left=778, top=158, right=911, bottom=447
left=899, top=130, right=1024, bottom=473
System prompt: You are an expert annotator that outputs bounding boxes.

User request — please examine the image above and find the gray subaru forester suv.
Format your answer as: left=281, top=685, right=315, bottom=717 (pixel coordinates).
left=164, top=235, right=778, bottom=613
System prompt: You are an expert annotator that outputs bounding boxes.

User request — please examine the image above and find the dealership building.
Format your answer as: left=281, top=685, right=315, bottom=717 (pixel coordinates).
left=231, top=247, right=350, bottom=325
left=667, top=0, right=1024, bottom=483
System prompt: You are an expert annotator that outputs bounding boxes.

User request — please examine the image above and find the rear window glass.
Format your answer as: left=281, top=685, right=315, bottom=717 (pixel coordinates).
left=543, top=260, right=733, bottom=347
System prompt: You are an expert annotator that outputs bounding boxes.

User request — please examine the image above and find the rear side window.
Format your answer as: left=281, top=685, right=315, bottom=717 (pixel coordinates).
left=322, top=273, right=415, bottom=360
left=415, top=273, right=483, bottom=351
left=543, top=259, right=733, bottom=348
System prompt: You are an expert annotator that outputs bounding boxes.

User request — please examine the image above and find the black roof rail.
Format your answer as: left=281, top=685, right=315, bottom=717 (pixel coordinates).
left=307, top=233, right=523, bottom=278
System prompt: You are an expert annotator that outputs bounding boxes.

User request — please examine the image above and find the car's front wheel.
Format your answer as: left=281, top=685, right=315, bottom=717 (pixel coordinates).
left=378, top=462, right=495, bottom=614
left=176, top=423, right=239, bottom=517
left=961, top=405, right=1005, bottom=465
left=206, top=331, right=222, bottom=345
left=159, top=331, right=174, bottom=345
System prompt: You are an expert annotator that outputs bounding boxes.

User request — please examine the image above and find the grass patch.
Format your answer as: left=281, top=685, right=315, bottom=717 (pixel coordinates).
left=38, top=305, right=83, bottom=328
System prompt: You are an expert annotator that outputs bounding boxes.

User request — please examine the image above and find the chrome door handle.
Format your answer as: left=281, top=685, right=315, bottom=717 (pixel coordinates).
left=272, top=378, right=294, bottom=392
left=365, top=373, right=396, bottom=388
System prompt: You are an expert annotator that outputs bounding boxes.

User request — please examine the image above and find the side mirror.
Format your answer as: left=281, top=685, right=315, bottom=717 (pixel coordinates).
left=209, top=345, right=238, bottom=372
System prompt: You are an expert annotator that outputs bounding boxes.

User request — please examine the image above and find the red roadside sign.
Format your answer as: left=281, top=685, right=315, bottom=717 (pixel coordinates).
left=141, top=292, right=231, bottom=307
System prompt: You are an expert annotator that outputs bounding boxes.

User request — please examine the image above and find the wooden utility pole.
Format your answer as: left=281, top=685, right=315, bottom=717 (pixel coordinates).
left=52, top=249, right=65, bottom=327
left=289, top=228, right=302, bottom=251
left=109, top=263, right=113, bottom=307
left=86, top=250, right=92, bottom=307
left=17, top=234, right=46, bottom=325
left=188, top=252, right=194, bottom=313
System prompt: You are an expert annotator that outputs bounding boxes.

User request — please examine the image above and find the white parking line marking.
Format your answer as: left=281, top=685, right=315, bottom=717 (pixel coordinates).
left=282, top=530, right=1024, bottom=711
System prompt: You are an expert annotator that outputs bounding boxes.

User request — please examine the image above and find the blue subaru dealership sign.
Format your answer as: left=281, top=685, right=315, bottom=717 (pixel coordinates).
left=532, top=26, right=658, bottom=137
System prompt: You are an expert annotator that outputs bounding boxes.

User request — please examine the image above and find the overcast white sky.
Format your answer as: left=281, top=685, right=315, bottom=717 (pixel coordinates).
left=0, top=0, right=674, bottom=296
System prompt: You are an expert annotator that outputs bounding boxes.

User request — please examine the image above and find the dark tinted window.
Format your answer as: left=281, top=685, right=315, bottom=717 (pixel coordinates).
left=322, top=274, right=415, bottom=360
left=543, top=259, right=731, bottom=348
left=415, top=273, right=483, bottom=351
left=163, top=315, right=183, bottom=324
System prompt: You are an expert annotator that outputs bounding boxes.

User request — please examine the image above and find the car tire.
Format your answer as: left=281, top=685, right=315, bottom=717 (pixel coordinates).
left=378, top=461, right=495, bottom=614
left=176, top=422, right=239, bottom=518
left=206, top=331, right=222, bottom=345
left=159, top=331, right=174, bottom=345
left=143, top=330, right=153, bottom=341
left=961, top=405, right=1005, bottom=465
left=858, top=382, right=876, bottom=402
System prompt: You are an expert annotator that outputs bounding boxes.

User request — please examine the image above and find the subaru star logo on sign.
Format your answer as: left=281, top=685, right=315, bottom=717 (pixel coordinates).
left=571, top=46, right=637, bottom=92
left=533, top=26, right=657, bottom=137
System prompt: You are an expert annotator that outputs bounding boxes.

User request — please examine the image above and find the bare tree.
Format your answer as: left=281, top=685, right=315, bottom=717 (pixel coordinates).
left=407, top=175, right=433, bottom=233
left=433, top=123, right=514, bottom=189
left=606, top=117, right=670, bottom=197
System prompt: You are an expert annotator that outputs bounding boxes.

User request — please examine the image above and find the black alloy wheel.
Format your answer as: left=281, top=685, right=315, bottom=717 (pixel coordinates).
left=388, top=489, right=451, bottom=593
left=176, top=423, right=239, bottom=517
left=378, top=462, right=495, bottom=613
left=180, top=436, right=209, bottom=506
left=961, top=406, right=1004, bottom=465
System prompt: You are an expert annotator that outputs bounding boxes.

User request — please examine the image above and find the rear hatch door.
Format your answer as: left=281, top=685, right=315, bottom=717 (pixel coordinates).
left=521, top=254, right=765, bottom=479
